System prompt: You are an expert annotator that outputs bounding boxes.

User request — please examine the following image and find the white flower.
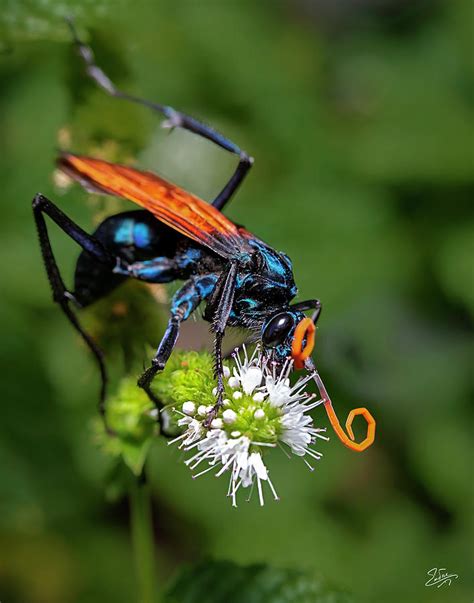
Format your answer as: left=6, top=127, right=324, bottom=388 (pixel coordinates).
left=170, top=345, right=329, bottom=506
left=182, top=432, right=277, bottom=507
left=228, top=377, right=240, bottom=389
left=222, top=409, right=237, bottom=424
left=182, top=401, right=196, bottom=415
left=168, top=414, right=204, bottom=448
left=231, top=345, right=264, bottom=394
left=265, top=357, right=328, bottom=466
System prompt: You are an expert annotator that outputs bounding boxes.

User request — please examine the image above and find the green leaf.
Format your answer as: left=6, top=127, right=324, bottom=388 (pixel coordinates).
left=165, top=560, right=355, bottom=603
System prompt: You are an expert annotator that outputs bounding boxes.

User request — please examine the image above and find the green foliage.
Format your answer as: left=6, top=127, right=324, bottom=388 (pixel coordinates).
left=94, top=377, right=157, bottom=475
left=151, top=350, right=217, bottom=408
left=165, top=560, right=355, bottom=603
left=82, top=280, right=168, bottom=371
left=0, top=0, right=115, bottom=41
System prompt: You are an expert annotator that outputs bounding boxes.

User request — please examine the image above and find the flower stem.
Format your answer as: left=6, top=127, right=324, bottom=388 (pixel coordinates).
left=129, top=476, right=157, bottom=603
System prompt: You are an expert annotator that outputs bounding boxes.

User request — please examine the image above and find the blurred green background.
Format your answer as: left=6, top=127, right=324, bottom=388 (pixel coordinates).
left=0, top=1, right=472, bottom=602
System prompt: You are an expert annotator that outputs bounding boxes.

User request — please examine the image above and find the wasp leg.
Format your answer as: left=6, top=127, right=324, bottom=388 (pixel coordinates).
left=203, top=262, right=239, bottom=427
left=137, top=275, right=218, bottom=400
left=32, top=193, right=125, bottom=427
left=66, top=18, right=253, bottom=211
left=113, top=256, right=177, bottom=282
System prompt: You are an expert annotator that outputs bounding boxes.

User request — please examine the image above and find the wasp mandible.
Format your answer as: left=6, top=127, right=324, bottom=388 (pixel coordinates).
left=33, top=21, right=375, bottom=451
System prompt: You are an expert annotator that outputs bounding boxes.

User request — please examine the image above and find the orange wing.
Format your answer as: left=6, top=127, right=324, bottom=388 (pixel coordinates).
left=58, top=153, right=251, bottom=258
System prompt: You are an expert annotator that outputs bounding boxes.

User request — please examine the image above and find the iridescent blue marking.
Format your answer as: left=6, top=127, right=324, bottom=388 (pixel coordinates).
left=171, top=274, right=218, bottom=320
left=195, top=275, right=217, bottom=298
left=241, top=297, right=258, bottom=308
left=133, top=222, right=152, bottom=248
left=177, top=247, right=204, bottom=270
left=113, top=219, right=154, bottom=249
left=113, top=219, right=134, bottom=245
left=127, top=257, right=175, bottom=283
left=249, top=239, right=293, bottom=283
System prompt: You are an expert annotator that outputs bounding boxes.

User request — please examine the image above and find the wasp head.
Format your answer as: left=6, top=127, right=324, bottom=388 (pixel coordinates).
left=261, top=300, right=321, bottom=369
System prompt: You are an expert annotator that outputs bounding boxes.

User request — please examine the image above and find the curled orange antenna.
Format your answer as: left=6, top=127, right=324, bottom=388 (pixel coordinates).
left=291, top=317, right=316, bottom=369
left=306, top=361, right=376, bottom=452
left=323, top=401, right=376, bottom=452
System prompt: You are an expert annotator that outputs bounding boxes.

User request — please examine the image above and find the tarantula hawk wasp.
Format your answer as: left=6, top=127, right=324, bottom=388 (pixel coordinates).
left=33, top=20, right=375, bottom=451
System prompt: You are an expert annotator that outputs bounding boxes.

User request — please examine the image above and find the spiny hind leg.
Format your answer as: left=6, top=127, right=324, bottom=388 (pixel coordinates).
left=66, top=18, right=253, bottom=211
left=32, top=193, right=122, bottom=427
left=204, top=262, right=238, bottom=427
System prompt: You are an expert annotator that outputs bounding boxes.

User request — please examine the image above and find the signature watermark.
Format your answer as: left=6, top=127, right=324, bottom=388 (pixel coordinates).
left=425, top=567, right=458, bottom=588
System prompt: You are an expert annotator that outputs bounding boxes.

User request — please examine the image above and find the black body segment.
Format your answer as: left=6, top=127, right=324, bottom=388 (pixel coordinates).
left=74, top=210, right=178, bottom=306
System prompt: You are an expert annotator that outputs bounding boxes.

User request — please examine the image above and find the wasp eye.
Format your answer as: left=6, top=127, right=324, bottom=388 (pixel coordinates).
left=262, top=312, right=295, bottom=347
